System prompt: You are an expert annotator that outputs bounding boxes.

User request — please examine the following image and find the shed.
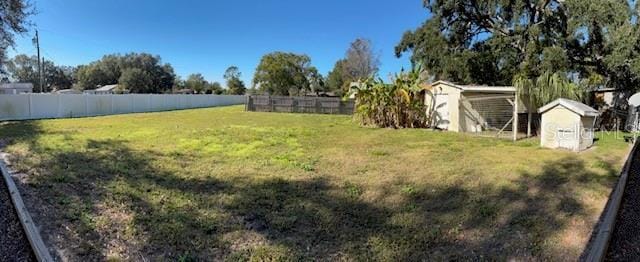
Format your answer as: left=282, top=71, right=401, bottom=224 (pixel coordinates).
left=425, top=81, right=528, bottom=140
left=539, top=98, right=599, bottom=152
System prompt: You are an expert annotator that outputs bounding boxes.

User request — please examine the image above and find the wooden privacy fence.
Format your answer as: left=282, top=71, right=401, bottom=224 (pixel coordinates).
left=245, top=95, right=355, bottom=115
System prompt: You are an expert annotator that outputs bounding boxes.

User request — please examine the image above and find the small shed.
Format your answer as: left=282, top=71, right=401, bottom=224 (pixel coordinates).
left=539, top=98, right=599, bottom=152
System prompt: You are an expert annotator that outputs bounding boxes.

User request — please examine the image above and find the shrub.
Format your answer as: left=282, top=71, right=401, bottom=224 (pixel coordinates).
left=350, top=66, right=429, bottom=128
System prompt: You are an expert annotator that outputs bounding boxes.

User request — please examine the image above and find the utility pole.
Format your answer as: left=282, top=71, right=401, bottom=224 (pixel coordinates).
left=35, top=30, right=43, bottom=93
left=41, top=57, right=46, bottom=91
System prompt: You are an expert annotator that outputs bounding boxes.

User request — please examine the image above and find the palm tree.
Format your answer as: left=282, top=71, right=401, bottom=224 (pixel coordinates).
left=514, top=71, right=584, bottom=137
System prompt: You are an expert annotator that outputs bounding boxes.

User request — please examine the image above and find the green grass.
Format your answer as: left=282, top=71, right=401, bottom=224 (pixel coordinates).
left=0, top=105, right=630, bottom=260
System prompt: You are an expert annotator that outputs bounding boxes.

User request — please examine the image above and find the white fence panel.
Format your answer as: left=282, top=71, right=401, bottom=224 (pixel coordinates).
left=177, top=95, right=189, bottom=109
left=150, top=95, right=165, bottom=111
left=206, top=95, right=215, bottom=107
left=86, top=95, right=113, bottom=116
left=218, top=95, right=244, bottom=106
left=112, top=95, right=132, bottom=114
left=164, top=95, right=177, bottom=111
left=189, top=96, right=199, bottom=108
left=0, top=95, right=30, bottom=120
left=0, top=94, right=245, bottom=121
left=204, top=95, right=214, bottom=106
left=30, top=94, right=59, bottom=119
left=195, top=95, right=208, bottom=108
left=131, top=95, right=150, bottom=113
left=59, top=94, right=87, bottom=118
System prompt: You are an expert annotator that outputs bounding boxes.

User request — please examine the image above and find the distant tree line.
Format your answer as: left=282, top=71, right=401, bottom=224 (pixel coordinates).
left=74, top=53, right=175, bottom=93
left=4, top=54, right=74, bottom=92
left=0, top=0, right=371, bottom=98
left=2, top=52, right=249, bottom=95
left=0, top=0, right=378, bottom=98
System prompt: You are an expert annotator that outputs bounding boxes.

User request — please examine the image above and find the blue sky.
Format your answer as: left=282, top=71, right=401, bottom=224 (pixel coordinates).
left=9, top=0, right=429, bottom=85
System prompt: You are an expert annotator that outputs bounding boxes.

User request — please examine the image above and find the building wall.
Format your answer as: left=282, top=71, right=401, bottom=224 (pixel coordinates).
left=0, top=88, right=33, bottom=94
left=0, top=94, right=245, bottom=121
left=0, top=83, right=33, bottom=94
left=579, top=116, right=596, bottom=151
left=426, top=84, right=461, bottom=131
left=540, top=105, right=580, bottom=150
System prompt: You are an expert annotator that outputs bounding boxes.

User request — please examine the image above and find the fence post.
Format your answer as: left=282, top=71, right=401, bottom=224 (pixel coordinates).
left=85, top=94, right=89, bottom=117
left=315, top=97, right=320, bottom=114
left=292, top=97, right=297, bottom=113
left=270, top=96, right=273, bottom=112
left=57, top=94, right=61, bottom=118
left=27, top=94, right=32, bottom=120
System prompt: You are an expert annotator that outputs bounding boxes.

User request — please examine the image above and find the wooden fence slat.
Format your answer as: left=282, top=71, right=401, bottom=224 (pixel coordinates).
left=246, top=95, right=354, bottom=115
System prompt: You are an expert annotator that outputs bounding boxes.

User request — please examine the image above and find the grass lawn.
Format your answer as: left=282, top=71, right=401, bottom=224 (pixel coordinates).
left=0, top=105, right=630, bottom=260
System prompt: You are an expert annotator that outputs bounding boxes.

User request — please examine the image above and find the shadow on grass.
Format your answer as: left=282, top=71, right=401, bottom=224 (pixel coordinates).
left=0, top=122, right=620, bottom=260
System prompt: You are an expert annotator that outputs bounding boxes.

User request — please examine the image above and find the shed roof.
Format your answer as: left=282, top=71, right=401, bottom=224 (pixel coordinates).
left=538, top=98, right=599, bottom=117
left=54, top=89, right=82, bottom=94
left=431, top=80, right=516, bottom=93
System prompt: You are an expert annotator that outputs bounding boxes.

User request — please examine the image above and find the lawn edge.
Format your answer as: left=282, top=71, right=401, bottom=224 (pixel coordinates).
left=0, top=155, right=54, bottom=262
left=583, top=139, right=639, bottom=262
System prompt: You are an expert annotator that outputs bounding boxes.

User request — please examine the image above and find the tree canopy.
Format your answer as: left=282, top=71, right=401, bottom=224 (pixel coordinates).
left=118, top=68, right=152, bottom=93
left=185, top=73, right=208, bottom=94
left=345, top=38, right=380, bottom=80
left=396, top=0, right=640, bottom=93
left=6, top=54, right=73, bottom=91
left=0, top=0, right=32, bottom=68
left=327, top=38, right=381, bottom=95
left=326, top=59, right=349, bottom=94
left=75, top=53, right=175, bottom=93
left=252, top=52, right=321, bottom=96
left=224, top=66, right=246, bottom=95
left=209, top=81, right=224, bottom=95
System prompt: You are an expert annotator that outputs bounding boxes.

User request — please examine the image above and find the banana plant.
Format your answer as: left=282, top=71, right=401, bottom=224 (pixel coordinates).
left=349, top=65, right=430, bottom=128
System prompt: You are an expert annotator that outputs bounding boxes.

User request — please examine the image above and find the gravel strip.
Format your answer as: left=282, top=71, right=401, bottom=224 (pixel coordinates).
left=0, top=175, right=36, bottom=261
left=606, top=147, right=640, bottom=260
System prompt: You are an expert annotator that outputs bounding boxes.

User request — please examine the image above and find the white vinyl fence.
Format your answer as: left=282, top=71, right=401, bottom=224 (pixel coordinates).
left=0, top=94, right=245, bottom=121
